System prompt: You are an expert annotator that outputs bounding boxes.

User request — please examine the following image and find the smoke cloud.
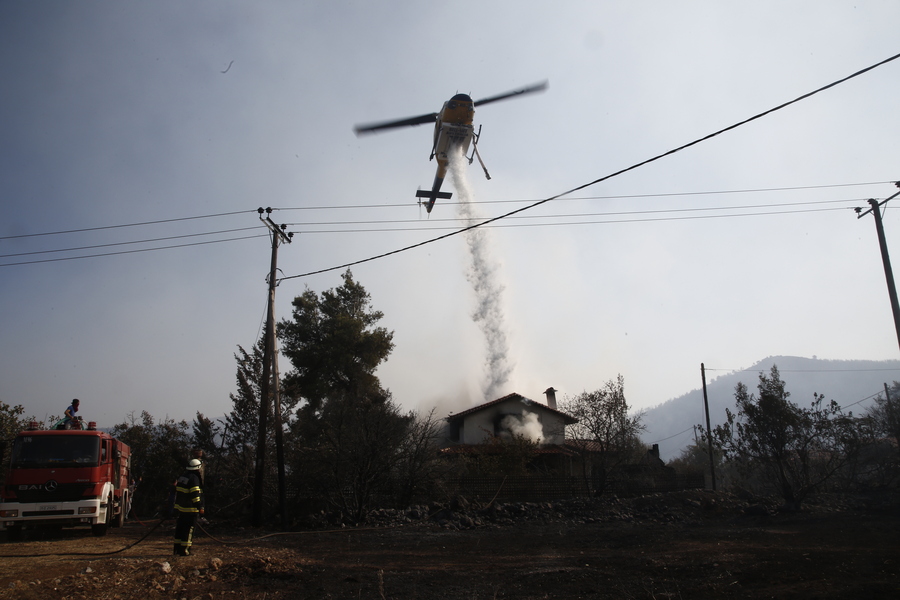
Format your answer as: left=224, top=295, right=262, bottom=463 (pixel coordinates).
left=499, top=411, right=543, bottom=443
left=448, top=148, right=513, bottom=400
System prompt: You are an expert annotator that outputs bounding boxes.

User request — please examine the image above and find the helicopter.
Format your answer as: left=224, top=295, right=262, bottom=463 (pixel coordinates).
left=354, top=82, right=547, bottom=213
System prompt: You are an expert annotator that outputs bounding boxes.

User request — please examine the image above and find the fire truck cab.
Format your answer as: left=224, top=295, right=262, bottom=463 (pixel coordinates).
left=1, top=420, right=132, bottom=540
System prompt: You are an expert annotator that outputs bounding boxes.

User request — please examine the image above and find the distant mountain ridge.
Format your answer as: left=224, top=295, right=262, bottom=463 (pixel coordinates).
left=641, top=356, right=900, bottom=461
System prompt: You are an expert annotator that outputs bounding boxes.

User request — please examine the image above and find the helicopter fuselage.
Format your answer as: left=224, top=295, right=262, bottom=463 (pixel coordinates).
left=418, top=94, right=477, bottom=213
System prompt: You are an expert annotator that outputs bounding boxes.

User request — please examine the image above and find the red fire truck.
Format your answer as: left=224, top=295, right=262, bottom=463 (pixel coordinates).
left=0, top=420, right=132, bottom=540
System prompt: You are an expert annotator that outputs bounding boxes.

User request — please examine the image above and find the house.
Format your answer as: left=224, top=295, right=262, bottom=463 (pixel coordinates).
left=441, top=389, right=701, bottom=497
left=443, top=388, right=576, bottom=445
left=441, top=388, right=579, bottom=475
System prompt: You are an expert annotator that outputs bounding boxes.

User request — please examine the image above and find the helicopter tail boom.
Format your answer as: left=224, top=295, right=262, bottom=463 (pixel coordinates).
left=416, top=186, right=452, bottom=214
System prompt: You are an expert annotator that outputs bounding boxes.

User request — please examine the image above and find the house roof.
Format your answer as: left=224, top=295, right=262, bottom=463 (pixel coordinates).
left=444, top=392, right=578, bottom=424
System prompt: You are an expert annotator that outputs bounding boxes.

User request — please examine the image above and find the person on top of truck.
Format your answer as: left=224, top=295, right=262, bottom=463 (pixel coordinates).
left=55, top=399, right=81, bottom=430
left=173, top=458, right=205, bottom=557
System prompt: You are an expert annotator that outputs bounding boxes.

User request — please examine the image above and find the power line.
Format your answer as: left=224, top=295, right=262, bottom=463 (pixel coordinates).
left=0, top=209, right=257, bottom=241
left=287, top=204, right=856, bottom=235
left=279, top=50, right=900, bottom=282
left=704, top=367, right=900, bottom=374
left=648, top=427, right=694, bottom=445
left=841, top=390, right=884, bottom=410
left=6, top=183, right=879, bottom=244
left=0, top=226, right=266, bottom=259
left=2, top=194, right=864, bottom=262
left=283, top=197, right=863, bottom=228
left=272, top=180, right=894, bottom=212
left=3, top=188, right=867, bottom=267
left=0, top=233, right=268, bottom=267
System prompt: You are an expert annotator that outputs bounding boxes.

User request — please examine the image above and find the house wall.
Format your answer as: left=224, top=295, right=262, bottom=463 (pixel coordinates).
left=459, top=398, right=567, bottom=445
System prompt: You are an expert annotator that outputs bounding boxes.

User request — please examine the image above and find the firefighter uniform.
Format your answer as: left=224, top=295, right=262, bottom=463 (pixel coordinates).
left=173, top=459, right=205, bottom=556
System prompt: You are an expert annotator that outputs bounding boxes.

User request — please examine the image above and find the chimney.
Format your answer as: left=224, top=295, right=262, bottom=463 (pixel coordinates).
left=544, top=387, right=557, bottom=410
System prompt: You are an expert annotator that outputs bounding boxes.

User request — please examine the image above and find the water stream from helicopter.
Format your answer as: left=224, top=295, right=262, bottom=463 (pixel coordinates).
left=448, top=147, right=513, bottom=400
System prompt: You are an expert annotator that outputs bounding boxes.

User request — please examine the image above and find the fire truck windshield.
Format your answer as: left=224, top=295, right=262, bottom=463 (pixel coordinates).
left=10, top=435, right=101, bottom=468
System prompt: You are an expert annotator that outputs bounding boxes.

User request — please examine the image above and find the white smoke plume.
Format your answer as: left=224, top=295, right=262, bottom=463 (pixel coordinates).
left=448, top=148, right=513, bottom=400
left=499, top=411, right=543, bottom=443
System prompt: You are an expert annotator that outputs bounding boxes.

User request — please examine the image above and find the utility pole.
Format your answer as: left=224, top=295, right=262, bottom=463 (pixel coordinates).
left=252, top=207, right=293, bottom=528
left=856, top=183, right=900, bottom=353
left=700, top=363, right=717, bottom=491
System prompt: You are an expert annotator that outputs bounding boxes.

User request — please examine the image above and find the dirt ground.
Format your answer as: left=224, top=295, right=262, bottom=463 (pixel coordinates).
left=0, top=490, right=897, bottom=599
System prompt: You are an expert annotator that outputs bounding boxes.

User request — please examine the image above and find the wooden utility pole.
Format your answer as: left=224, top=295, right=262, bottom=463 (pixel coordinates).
left=700, top=363, right=717, bottom=491
left=856, top=184, right=900, bottom=353
left=252, top=208, right=293, bottom=528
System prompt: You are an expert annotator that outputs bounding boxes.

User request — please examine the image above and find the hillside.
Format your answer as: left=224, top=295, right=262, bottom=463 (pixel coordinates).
left=641, top=356, right=900, bottom=461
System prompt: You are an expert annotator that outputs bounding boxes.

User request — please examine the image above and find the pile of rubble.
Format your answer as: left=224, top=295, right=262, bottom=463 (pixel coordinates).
left=362, top=488, right=897, bottom=531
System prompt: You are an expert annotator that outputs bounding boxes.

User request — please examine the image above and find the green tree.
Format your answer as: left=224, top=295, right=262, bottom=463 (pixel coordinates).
left=192, top=412, right=219, bottom=459
left=110, top=411, right=191, bottom=518
left=279, top=270, right=407, bottom=523
left=219, top=339, right=277, bottom=517
left=278, top=269, right=394, bottom=411
left=0, top=401, right=30, bottom=486
left=866, top=382, right=900, bottom=453
left=191, top=412, right=220, bottom=499
left=560, top=375, right=646, bottom=495
left=669, top=439, right=714, bottom=473
left=289, top=389, right=411, bottom=523
left=711, top=366, right=861, bottom=509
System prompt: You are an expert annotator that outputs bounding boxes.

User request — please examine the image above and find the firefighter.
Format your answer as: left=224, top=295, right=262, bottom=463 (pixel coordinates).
left=173, top=458, right=205, bottom=556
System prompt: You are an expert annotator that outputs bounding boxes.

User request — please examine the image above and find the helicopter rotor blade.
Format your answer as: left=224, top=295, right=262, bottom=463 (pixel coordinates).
left=473, top=81, right=548, bottom=108
left=354, top=112, right=440, bottom=135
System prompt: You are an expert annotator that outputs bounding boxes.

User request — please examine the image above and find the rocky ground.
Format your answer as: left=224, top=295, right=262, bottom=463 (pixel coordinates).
left=0, top=489, right=898, bottom=599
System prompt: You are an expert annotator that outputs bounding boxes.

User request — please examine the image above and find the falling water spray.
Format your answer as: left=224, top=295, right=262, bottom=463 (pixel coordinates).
left=448, top=148, right=513, bottom=400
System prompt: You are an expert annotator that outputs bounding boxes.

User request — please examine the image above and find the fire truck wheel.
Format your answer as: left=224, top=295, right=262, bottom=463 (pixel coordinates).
left=91, top=494, right=112, bottom=537
left=5, top=524, right=23, bottom=541
left=113, top=493, right=126, bottom=528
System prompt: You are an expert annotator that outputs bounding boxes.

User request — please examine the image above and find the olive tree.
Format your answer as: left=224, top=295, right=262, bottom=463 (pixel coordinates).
left=560, top=375, right=646, bottom=495
left=711, top=366, right=861, bottom=509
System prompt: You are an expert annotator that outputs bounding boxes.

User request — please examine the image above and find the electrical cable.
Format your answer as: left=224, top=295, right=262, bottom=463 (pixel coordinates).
left=288, top=205, right=856, bottom=235
left=0, top=209, right=257, bottom=241
left=0, top=186, right=876, bottom=267
left=704, top=366, right=900, bottom=374
left=5, top=183, right=877, bottom=246
left=649, top=427, right=695, bottom=445
left=278, top=50, right=900, bottom=282
left=0, top=226, right=266, bottom=259
left=0, top=233, right=269, bottom=268
left=272, top=180, right=893, bottom=213
left=283, top=197, right=867, bottom=229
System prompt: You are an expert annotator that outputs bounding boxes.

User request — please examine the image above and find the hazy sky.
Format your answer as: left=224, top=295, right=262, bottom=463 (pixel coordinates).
left=3, top=2, right=900, bottom=437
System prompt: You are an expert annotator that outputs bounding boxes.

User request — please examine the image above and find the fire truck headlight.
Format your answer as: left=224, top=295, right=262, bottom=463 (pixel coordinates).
left=78, top=506, right=96, bottom=515
left=0, top=510, right=18, bottom=518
